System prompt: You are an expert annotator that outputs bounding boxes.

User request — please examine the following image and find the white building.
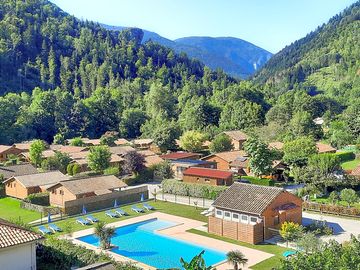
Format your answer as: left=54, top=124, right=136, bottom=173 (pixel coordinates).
left=0, top=219, right=43, bottom=270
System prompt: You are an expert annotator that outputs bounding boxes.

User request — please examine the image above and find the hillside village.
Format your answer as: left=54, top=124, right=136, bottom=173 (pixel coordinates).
left=0, top=0, right=360, bottom=270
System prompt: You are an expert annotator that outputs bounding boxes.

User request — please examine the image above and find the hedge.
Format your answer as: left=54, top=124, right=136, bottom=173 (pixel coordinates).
left=25, top=192, right=49, bottom=206
left=162, top=179, right=227, bottom=200
left=239, top=176, right=275, bottom=186
left=303, top=201, right=360, bottom=217
left=332, top=151, right=356, bottom=162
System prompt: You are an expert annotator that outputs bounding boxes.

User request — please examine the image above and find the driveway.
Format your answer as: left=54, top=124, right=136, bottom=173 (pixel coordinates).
left=303, top=212, right=360, bottom=243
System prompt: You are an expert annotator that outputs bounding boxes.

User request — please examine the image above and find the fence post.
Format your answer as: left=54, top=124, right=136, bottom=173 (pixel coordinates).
left=203, top=197, right=205, bottom=207
left=188, top=196, right=190, bottom=205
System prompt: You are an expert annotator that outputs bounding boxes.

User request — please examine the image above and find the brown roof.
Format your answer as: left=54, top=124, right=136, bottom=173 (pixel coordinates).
left=20, top=150, right=56, bottom=160
left=71, top=153, right=124, bottom=165
left=213, top=182, right=285, bottom=215
left=268, top=142, right=284, bottom=150
left=86, top=139, right=102, bottom=146
left=351, top=165, right=360, bottom=176
left=223, top=130, right=248, bottom=141
left=133, top=139, right=153, bottom=145
left=316, top=142, right=336, bottom=153
left=55, top=145, right=88, bottom=154
left=4, top=171, right=69, bottom=188
left=229, top=157, right=249, bottom=168
left=109, top=146, right=135, bottom=156
left=0, top=164, right=38, bottom=180
left=184, top=167, right=233, bottom=179
left=0, top=145, right=14, bottom=154
left=13, top=143, right=33, bottom=152
left=203, top=150, right=247, bottom=163
left=114, top=138, right=130, bottom=146
left=144, top=155, right=164, bottom=167
left=160, top=152, right=201, bottom=160
left=0, top=218, right=43, bottom=249
left=138, top=150, right=156, bottom=157
left=48, top=175, right=127, bottom=195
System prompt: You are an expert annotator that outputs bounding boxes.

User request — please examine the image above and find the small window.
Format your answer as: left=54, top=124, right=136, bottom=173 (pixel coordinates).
left=232, top=213, right=239, bottom=221
left=274, top=215, right=280, bottom=225
left=250, top=217, right=257, bottom=224
left=241, top=215, right=248, bottom=224
left=205, top=178, right=210, bottom=182
left=224, top=211, right=231, bottom=220
left=60, top=190, right=64, bottom=195
left=215, top=210, right=223, bottom=218
left=14, top=183, right=16, bottom=187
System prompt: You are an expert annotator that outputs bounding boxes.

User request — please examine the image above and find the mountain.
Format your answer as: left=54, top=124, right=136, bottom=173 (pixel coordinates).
left=103, top=25, right=272, bottom=78
left=254, top=1, right=360, bottom=98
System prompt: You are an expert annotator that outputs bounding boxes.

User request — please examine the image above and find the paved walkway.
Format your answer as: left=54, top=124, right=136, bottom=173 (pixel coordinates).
left=303, top=211, right=360, bottom=243
left=68, top=212, right=273, bottom=270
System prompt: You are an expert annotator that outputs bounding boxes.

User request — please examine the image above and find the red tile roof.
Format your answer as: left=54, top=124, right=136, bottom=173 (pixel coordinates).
left=351, top=165, right=360, bottom=176
left=0, top=219, right=43, bottom=249
left=160, top=152, right=200, bottom=160
left=183, top=167, right=233, bottom=179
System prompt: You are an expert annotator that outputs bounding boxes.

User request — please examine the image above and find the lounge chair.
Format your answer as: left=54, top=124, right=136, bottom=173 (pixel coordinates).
left=86, top=215, right=99, bottom=223
left=76, top=217, right=90, bottom=225
left=143, top=203, right=154, bottom=211
left=38, top=225, right=52, bottom=235
left=105, top=210, right=118, bottom=218
left=131, top=206, right=144, bottom=213
left=114, top=208, right=128, bottom=216
left=48, top=223, right=61, bottom=232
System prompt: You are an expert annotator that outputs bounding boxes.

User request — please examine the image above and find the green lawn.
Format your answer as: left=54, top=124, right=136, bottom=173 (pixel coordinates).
left=0, top=197, right=42, bottom=223
left=46, top=200, right=207, bottom=235
left=341, top=158, right=360, bottom=170
left=188, top=229, right=288, bottom=270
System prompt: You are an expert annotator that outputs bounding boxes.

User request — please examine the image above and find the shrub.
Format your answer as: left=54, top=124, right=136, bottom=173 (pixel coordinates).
left=25, top=192, right=50, bottom=206
left=239, top=176, right=275, bottom=186
left=305, top=220, right=333, bottom=236
left=162, top=179, right=227, bottom=199
left=104, top=166, right=120, bottom=176
left=332, top=151, right=355, bottom=162
left=67, top=163, right=74, bottom=176
left=152, top=161, right=173, bottom=180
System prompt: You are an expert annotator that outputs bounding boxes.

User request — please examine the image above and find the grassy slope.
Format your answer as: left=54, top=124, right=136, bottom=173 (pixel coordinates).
left=0, top=197, right=41, bottom=223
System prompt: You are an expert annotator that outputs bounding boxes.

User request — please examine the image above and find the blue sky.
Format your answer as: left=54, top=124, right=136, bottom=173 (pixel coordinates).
left=50, top=0, right=356, bottom=53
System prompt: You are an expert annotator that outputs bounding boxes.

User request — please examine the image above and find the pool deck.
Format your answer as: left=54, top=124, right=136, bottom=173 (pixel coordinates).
left=66, top=212, right=273, bottom=270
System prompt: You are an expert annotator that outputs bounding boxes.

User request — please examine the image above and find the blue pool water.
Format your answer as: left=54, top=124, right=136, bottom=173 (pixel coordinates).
left=77, top=219, right=226, bottom=269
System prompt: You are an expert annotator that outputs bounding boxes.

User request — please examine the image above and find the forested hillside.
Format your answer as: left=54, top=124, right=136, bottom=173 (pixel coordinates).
left=254, top=1, right=360, bottom=100
left=0, top=0, right=269, bottom=145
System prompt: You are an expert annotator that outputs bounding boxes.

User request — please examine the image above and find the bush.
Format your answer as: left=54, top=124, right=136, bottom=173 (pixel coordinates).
left=25, top=193, right=50, bottom=206
left=72, top=164, right=80, bottom=175
left=104, top=166, right=120, bottom=176
left=36, top=238, right=139, bottom=270
left=162, top=179, right=227, bottom=200
left=239, top=176, right=275, bottom=186
left=332, top=151, right=355, bottom=162
left=304, top=220, right=333, bottom=236
left=67, top=163, right=74, bottom=176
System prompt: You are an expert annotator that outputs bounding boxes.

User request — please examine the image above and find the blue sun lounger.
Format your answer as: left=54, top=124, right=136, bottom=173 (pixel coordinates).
left=76, top=217, right=90, bottom=225
left=114, top=208, right=128, bottom=216
left=143, top=203, right=154, bottom=211
left=131, top=206, right=144, bottom=213
left=48, top=223, right=61, bottom=232
left=283, top=251, right=296, bottom=257
left=86, top=215, right=99, bottom=223
left=105, top=210, right=118, bottom=218
left=38, top=225, right=52, bottom=235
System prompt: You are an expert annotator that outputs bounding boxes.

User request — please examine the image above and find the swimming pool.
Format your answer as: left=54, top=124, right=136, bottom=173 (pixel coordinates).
left=77, top=219, right=226, bottom=269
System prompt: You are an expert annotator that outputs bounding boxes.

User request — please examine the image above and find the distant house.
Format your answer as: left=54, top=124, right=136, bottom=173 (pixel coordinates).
left=50, top=145, right=88, bottom=154
left=85, top=139, right=102, bottom=146
left=4, top=171, right=69, bottom=199
left=19, top=149, right=56, bottom=162
left=170, top=159, right=216, bottom=179
left=183, top=167, right=233, bottom=186
left=114, top=138, right=130, bottom=146
left=0, top=164, right=38, bottom=180
left=202, top=150, right=248, bottom=171
left=109, top=146, right=136, bottom=157
left=144, top=155, right=164, bottom=168
left=223, top=130, right=248, bottom=150
left=12, top=142, right=33, bottom=153
left=0, top=218, right=43, bottom=270
left=69, top=151, right=123, bottom=172
left=208, top=183, right=302, bottom=244
left=160, top=152, right=202, bottom=161
left=268, top=141, right=284, bottom=151
left=47, top=175, right=128, bottom=213
left=316, top=142, right=336, bottom=154
left=133, top=139, right=154, bottom=150
left=229, top=156, right=249, bottom=175
left=0, top=145, right=22, bottom=162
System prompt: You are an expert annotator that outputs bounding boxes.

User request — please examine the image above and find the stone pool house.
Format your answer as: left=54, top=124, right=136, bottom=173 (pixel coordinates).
left=208, top=182, right=302, bottom=244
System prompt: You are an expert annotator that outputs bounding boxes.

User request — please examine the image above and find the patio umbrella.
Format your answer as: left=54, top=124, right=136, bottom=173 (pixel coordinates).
left=47, top=213, right=52, bottom=223
left=82, top=205, right=87, bottom=215
left=140, top=193, right=144, bottom=202
left=114, top=199, right=118, bottom=208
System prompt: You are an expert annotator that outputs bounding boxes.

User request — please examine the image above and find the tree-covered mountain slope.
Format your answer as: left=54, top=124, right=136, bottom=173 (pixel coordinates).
left=254, top=1, right=360, bottom=99
left=103, top=25, right=272, bottom=78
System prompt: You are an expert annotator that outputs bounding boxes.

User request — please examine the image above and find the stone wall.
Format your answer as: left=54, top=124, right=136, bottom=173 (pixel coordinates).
left=63, top=186, right=148, bottom=215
